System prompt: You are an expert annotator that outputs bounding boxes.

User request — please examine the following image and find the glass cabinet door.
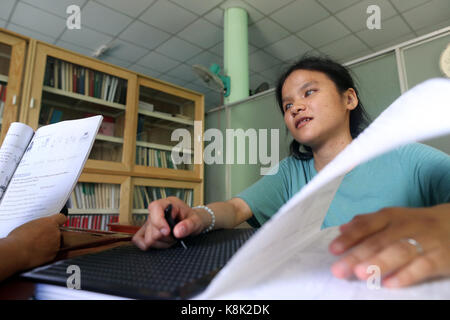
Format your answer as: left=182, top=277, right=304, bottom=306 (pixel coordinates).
left=26, top=44, right=137, bottom=172
left=0, top=43, right=11, bottom=133
left=41, top=56, right=127, bottom=162
left=0, top=31, right=27, bottom=143
left=136, top=84, right=196, bottom=172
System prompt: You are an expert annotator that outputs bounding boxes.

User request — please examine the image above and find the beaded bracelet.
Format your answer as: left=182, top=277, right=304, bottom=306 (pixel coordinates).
left=193, top=205, right=215, bottom=233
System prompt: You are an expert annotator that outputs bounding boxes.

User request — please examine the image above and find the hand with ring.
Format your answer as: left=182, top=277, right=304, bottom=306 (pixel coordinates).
left=328, top=203, right=450, bottom=288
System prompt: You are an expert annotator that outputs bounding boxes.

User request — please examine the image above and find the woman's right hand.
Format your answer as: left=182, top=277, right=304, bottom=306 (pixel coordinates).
left=132, top=197, right=207, bottom=250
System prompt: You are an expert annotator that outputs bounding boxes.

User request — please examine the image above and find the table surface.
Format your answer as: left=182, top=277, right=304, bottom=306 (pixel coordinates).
left=0, top=228, right=133, bottom=300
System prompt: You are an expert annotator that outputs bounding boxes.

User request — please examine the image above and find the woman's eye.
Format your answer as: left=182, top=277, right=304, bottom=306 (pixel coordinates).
left=305, top=89, right=315, bottom=97
left=284, top=103, right=293, bottom=111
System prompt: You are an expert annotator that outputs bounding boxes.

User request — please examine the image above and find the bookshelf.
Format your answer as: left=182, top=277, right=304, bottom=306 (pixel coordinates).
left=131, top=178, right=201, bottom=227
left=23, top=43, right=136, bottom=174
left=132, top=76, right=204, bottom=182
left=66, top=181, right=121, bottom=231
left=0, top=30, right=28, bottom=143
left=2, top=29, right=205, bottom=230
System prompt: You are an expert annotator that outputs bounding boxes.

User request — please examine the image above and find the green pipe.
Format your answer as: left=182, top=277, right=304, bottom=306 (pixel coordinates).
left=224, top=7, right=249, bottom=104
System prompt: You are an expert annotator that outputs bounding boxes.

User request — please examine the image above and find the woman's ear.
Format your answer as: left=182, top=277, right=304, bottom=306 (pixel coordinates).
left=344, top=88, right=358, bottom=111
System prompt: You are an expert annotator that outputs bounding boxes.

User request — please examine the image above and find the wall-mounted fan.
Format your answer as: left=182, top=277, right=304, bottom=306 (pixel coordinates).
left=92, top=41, right=116, bottom=58
left=192, top=64, right=230, bottom=97
left=254, top=82, right=269, bottom=94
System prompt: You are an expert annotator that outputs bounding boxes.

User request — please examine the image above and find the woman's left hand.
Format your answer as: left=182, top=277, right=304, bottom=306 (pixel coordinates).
left=329, top=203, right=450, bottom=288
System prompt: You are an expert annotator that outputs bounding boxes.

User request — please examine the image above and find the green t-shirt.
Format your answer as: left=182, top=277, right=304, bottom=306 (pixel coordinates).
left=236, top=143, right=450, bottom=229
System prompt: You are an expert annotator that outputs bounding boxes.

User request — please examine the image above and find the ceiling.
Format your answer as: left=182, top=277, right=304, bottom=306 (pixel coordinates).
left=1, top=0, right=449, bottom=110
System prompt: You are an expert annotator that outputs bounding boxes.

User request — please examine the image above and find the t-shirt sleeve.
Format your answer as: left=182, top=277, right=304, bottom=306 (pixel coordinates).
left=235, top=159, right=291, bottom=228
left=400, top=143, right=450, bottom=206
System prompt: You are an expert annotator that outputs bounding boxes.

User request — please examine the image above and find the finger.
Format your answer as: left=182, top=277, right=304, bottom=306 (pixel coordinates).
left=132, top=226, right=148, bottom=251
left=352, top=237, right=425, bottom=280
left=383, top=247, right=450, bottom=288
left=144, top=223, right=176, bottom=248
left=133, top=234, right=174, bottom=250
left=133, top=224, right=175, bottom=250
left=144, top=223, right=161, bottom=245
left=148, top=200, right=171, bottom=237
left=173, top=214, right=201, bottom=238
left=53, top=213, right=68, bottom=226
left=329, top=212, right=390, bottom=255
left=331, top=228, right=398, bottom=279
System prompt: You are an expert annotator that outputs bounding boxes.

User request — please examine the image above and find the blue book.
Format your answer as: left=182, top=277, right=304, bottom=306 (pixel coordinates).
left=49, top=110, right=63, bottom=124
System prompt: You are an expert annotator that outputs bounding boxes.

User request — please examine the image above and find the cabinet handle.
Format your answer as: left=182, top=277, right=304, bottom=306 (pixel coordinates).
left=12, top=95, right=17, bottom=105
left=30, top=98, right=35, bottom=109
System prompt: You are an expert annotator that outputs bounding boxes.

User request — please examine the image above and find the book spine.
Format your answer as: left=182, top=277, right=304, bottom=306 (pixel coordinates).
left=72, top=65, right=77, bottom=93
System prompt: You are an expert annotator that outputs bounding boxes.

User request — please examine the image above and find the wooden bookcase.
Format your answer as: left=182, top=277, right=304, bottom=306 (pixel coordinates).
left=0, top=28, right=205, bottom=230
left=0, top=30, right=28, bottom=143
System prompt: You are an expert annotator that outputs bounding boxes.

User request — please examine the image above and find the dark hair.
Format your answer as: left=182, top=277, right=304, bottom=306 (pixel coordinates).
left=275, top=56, right=371, bottom=160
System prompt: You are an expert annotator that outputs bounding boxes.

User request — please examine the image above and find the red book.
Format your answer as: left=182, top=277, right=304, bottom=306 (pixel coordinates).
left=98, top=116, right=115, bottom=136
left=73, top=66, right=77, bottom=93
left=1, top=85, right=7, bottom=102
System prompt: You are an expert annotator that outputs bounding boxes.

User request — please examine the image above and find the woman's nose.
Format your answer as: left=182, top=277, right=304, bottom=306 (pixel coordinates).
left=290, top=103, right=305, bottom=115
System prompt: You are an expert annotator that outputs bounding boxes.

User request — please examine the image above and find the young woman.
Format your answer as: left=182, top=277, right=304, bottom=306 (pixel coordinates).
left=133, top=57, right=450, bottom=288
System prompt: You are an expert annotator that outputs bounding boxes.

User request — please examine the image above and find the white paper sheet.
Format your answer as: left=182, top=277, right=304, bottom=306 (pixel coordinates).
left=212, top=227, right=450, bottom=299
left=0, top=116, right=102, bottom=238
left=0, top=122, right=34, bottom=200
left=196, top=78, right=450, bottom=299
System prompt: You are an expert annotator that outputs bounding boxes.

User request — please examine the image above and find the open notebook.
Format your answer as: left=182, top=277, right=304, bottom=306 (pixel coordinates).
left=0, top=116, right=102, bottom=238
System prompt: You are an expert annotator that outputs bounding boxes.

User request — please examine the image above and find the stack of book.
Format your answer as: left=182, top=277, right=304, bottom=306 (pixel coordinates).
left=69, top=183, right=121, bottom=210
left=132, top=186, right=193, bottom=226
left=135, top=147, right=179, bottom=169
left=65, top=183, right=121, bottom=231
left=44, top=57, right=127, bottom=104
left=64, top=214, right=119, bottom=231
